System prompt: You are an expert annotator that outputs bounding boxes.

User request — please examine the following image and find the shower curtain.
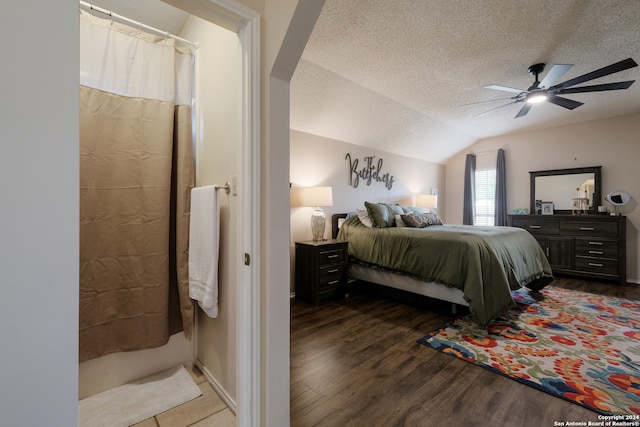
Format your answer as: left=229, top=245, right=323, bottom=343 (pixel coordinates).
left=79, top=11, right=195, bottom=362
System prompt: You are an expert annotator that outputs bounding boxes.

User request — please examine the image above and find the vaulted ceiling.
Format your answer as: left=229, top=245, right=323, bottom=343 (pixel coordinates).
left=290, top=0, right=640, bottom=163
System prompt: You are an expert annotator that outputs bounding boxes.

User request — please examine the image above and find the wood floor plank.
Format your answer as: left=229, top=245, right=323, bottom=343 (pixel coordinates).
left=291, top=277, right=638, bottom=426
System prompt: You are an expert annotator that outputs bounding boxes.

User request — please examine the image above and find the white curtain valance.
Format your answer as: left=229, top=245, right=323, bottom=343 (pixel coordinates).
left=80, top=11, right=193, bottom=106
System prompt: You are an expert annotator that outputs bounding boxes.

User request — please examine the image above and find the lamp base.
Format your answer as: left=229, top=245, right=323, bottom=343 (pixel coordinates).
left=311, top=207, right=326, bottom=241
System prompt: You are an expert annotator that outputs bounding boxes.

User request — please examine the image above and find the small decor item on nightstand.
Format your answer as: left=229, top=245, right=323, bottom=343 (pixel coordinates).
left=541, top=202, right=554, bottom=215
left=290, top=186, right=333, bottom=241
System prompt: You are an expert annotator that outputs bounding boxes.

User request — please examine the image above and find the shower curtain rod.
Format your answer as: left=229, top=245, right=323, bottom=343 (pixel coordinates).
left=79, top=1, right=199, bottom=49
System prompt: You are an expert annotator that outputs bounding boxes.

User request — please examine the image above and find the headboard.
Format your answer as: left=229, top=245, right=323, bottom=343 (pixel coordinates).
left=331, top=213, right=348, bottom=240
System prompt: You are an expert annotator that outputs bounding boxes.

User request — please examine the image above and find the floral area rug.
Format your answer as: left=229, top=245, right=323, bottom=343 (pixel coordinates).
left=417, top=286, right=640, bottom=414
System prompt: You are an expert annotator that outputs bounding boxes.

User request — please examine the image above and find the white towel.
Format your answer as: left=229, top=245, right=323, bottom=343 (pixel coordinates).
left=188, top=185, right=219, bottom=318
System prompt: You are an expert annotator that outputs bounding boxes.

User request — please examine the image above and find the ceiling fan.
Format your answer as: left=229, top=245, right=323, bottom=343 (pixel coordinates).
left=472, top=58, right=638, bottom=118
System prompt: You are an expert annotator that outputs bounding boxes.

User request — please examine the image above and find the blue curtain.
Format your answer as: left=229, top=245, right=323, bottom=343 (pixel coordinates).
left=495, top=148, right=507, bottom=226
left=463, top=154, right=476, bottom=225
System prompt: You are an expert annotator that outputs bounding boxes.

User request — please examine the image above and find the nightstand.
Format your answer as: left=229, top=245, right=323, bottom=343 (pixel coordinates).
left=295, top=240, right=348, bottom=306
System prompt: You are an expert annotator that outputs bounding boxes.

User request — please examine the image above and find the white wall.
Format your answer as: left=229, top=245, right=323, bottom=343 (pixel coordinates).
left=445, top=113, right=640, bottom=283
left=0, top=2, right=79, bottom=426
left=290, top=129, right=446, bottom=290
left=263, top=2, right=325, bottom=424
left=181, top=14, right=242, bottom=405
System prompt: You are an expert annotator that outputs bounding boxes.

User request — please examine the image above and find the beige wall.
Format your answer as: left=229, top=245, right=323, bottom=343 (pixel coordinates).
left=290, top=129, right=445, bottom=291
left=183, top=15, right=242, bottom=405
left=445, top=112, right=640, bottom=283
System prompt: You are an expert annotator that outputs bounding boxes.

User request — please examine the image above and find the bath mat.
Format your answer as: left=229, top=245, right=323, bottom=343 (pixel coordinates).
left=79, top=365, right=202, bottom=426
left=418, top=286, right=640, bottom=415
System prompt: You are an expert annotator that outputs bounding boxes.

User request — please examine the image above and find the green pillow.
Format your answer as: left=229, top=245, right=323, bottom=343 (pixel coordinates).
left=364, top=201, right=393, bottom=228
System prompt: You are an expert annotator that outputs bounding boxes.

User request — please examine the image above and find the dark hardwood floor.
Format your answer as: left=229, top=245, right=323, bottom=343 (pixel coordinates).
left=290, top=277, right=640, bottom=427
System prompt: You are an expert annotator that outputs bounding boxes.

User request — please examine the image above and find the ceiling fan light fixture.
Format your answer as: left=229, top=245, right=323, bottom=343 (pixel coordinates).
left=527, top=91, right=548, bottom=104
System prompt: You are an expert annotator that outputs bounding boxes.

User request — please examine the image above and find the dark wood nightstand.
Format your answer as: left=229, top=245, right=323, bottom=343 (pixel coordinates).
left=295, top=240, right=348, bottom=306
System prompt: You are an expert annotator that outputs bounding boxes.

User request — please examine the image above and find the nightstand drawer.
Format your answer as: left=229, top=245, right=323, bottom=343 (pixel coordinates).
left=319, top=265, right=343, bottom=290
left=575, top=238, right=617, bottom=258
left=318, top=248, right=345, bottom=266
left=575, top=257, right=618, bottom=276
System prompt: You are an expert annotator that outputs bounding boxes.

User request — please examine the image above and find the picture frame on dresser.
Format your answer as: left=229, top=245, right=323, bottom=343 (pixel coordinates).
left=541, top=202, right=554, bottom=215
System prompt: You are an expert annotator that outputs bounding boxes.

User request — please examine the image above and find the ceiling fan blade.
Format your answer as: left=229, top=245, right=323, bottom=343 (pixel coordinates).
left=547, top=95, right=584, bottom=110
left=514, top=103, right=532, bottom=118
left=539, top=64, right=573, bottom=88
left=556, top=80, right=635, bottom=94
left=473, top=100, right=520, bottom=117
left=550, top=58, right=638, bottom=91
left=460, top=96, right=517, bottom=106
left=483, top=84, right=526, bottom=94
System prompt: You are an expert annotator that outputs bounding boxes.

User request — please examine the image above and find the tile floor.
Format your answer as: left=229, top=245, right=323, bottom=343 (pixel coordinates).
left=131, top=365, right=235, bottom=427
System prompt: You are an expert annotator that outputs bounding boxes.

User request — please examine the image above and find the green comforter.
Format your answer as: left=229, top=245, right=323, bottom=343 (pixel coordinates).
left=337, top=216, right=553, bottom=326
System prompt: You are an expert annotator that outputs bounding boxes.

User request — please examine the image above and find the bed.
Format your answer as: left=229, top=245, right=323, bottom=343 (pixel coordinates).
left=332, top=207, right=553, bottom=327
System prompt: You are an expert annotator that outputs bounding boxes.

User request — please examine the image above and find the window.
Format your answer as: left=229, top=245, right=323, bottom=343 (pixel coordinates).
left=475, top=168, right=496, bottom=226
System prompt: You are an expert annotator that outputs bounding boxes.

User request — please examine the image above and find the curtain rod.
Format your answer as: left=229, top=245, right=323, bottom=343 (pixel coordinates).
left=469, top=148, right=502, bottom=156
left=79, top=1, right=199, bottom=49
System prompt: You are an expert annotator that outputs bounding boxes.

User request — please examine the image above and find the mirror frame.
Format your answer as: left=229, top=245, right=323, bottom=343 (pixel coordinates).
left=530, top=166, right=602, bottom=215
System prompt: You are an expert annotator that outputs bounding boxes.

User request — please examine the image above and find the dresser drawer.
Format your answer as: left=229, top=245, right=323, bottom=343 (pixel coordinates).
left=560, top=221, right=618, bottom=237
left=575, top=238, right=618, bottom=259
left=575, top=257, right=618, bottom=276
left=510, top=218, right=559, bottom=235
left=318, top=248, right=345, bottom=266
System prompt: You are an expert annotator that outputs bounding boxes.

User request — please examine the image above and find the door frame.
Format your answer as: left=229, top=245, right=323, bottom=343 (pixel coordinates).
left=164, top=0, right=260, bottom=425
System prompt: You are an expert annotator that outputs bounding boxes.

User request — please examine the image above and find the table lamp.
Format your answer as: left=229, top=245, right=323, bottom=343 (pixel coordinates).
left=291, top=186, right=333, bottom=241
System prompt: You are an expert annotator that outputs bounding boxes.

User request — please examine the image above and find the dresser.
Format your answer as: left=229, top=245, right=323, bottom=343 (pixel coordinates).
left=508, top=215, right=626, bottom=284
left=295, top=240, right=348, bottom=306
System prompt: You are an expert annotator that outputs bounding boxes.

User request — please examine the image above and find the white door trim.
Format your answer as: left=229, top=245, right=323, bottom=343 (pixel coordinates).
left=164, top=1, right=260, bottom=426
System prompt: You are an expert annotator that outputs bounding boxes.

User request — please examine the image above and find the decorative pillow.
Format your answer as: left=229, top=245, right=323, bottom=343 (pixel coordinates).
left=400, top=213, right=428, bottom=228
left=394, top=214, right=407, bottom=227
left=423, top=212, right=443, bottom=225
left=387, top=204, right=405, bottom=217
left=402, top=206, right=427, bottom=215
left=364, top=201, right=394, bottom=227
left=356, top=209, right=374, bottom=227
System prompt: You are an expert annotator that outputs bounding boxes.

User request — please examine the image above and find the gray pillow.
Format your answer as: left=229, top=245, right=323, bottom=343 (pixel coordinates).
left=400, top=213, right=428, bottom=228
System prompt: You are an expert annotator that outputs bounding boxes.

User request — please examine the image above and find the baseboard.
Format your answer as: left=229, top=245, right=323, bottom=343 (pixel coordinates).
left=194, top=359, right=237, bottom=415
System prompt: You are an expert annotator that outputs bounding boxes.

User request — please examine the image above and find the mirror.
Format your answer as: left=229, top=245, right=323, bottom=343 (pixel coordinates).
left=530, top=166, right=602, bottom=214
left=606, top=190, right=631, bottom=206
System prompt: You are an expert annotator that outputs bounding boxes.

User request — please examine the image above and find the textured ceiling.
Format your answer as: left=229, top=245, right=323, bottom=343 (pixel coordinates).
left=290, top=0, right=640, bottom=163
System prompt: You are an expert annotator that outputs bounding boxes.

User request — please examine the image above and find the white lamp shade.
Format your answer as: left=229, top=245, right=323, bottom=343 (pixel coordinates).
left=290, top=186, right=333, bottom=207
left=416, top=194, right=437, bottom=209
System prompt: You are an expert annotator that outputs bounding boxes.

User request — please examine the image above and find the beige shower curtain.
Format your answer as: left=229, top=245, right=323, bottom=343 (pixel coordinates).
left=79, top=11, right=195, bottom=362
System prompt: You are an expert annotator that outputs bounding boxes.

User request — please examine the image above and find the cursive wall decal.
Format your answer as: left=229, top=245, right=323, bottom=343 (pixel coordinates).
left=346, top=153, right=395, bottom=190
